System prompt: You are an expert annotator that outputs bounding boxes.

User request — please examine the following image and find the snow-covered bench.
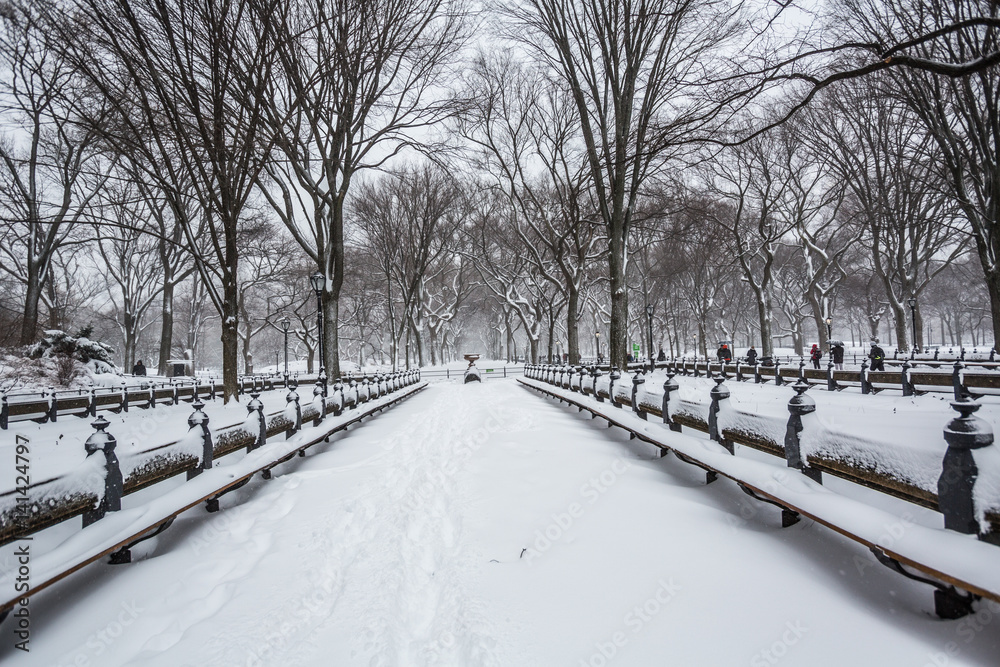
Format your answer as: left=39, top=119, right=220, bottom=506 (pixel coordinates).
left=0, top=372, right=425, bottom=626
left=520, top=369, right=1000, bottom=619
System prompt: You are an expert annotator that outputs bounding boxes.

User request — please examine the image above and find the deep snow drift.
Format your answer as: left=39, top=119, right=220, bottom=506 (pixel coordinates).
left=3, top=380, right=1000, bottom=666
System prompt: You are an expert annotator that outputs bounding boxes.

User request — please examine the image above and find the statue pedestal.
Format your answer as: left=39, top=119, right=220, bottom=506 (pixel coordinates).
left=463, top=354, right=482, bottom=383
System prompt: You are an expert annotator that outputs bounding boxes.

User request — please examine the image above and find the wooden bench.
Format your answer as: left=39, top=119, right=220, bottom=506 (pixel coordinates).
left=519, top=376, right=1000, bottom=618
left=0, top=380, right=426, bottom=626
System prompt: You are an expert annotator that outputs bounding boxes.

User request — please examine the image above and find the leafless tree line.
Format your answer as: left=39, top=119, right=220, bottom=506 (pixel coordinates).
left=0, top=0, right=995, bottom=395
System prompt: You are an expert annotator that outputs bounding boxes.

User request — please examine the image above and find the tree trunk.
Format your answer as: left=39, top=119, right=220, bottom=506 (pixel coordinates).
left=46, top=276, right=61, bottom=330
left=985, top=269, right=1000, bottom=350
left=221, top=299, right=240, bottom=403
left=547, top=313, right=556, bottom=363
left=157, top=280, right=175, bottom=375
left=567, top=287, right=580, bottom=364
left=414, top=322, right=425, bottom=367
left=20, top=269, right=43, bottom=345
left=756, top=291, right=774, bottom=357
left=808, top=292, right=828, bottom=351
left=322, top=287, right=339, bottom=379
left=608, top=236, right=628, bottom=368
left=325, top=190, right=347, bottom=379
left=892, top=303, right=908, bottom=352
left=506, top=322, right=515, bottom=363
left=123, top=312, right=136, bottom=370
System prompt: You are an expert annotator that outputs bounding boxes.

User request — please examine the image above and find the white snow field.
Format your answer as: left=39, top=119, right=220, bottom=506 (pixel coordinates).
left=3, top=379, right=1000, bottom=666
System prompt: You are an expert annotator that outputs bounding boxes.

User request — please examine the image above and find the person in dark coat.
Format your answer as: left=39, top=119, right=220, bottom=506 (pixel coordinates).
left=810, top=344, right=822, bottom=369
left=717, top=344, right=732, bottom=363
left=657, top=348, right=666, bottom=362
left=746, top=345, right=758, bottom=365
left=831, top=343, right=845, bottom=370
left=132, top=359, right=147, bottom=376
left=868, top=342, right=886, bottom=371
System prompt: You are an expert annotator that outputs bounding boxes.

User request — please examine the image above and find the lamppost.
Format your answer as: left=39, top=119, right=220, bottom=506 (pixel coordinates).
left=645, top=304, right=654, bottom=369
left=310, top=272, right=327, bottom=395
left=595, top=331, right=601, bottom=362
left=692, top=333, right=698, bottom=359
left=281, top=316, right=290, bottom=386
left=825, top=316, right=832, bottom=342
left=907, top=296, right=918, bottom=354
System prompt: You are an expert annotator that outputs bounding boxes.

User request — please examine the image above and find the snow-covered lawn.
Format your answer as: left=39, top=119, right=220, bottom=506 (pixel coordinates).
left=2, top=380, right=1000, bottom=665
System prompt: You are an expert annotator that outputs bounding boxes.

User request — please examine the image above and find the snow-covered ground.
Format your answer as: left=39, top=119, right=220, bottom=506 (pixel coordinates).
left=3, top=379, right=1000, bottom=665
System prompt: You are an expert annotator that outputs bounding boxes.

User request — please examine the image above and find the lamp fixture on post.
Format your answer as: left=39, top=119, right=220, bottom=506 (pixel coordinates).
left=825, top=316, right=832, bottom=342
left=595, top=331, right=601, bottom=362
left=907, top=297, right=918, bottom=354
left=281, top=316, right=291, bottom=385
left=310, top=272, right=327, bottom=395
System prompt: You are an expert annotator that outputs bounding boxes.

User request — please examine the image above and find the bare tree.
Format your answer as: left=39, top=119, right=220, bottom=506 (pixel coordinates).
left=256, top=0, right=468, bottom=377
left=48, top=0, right=286, bottom=400
left=90, top=182, right=166, bottom=369
left=0, top=4, right=113, bottom=344
left=353, top=165, right=466, bottom=368
left=459, top=52, right=606, bottom=364
left=501, top=0, right=742, bottom=366
left=699, top=129, right=802, bottom=357
left=235, top=217, right=298, bottom=374
left=131, top=168, right=198, bottom=375
left=808, top=79, right=968, bottom=351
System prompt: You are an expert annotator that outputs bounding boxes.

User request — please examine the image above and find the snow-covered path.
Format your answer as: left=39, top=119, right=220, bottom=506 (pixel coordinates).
left=6, top=380, right=1000, bottom=666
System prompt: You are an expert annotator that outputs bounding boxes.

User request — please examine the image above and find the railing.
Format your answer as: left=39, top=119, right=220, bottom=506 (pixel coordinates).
left=417, top=365, right=524, bottom=381
left=524, top=363, right=999, bottom=529
left=0, top=369, right=426, bottom=627
left=520, top=363, right=1000, bottom=619
left=564, top=357, right=1000, bottom=398
left=0, top=370, right=421, bottom=547
left=0, top=373, right=321, bottom=430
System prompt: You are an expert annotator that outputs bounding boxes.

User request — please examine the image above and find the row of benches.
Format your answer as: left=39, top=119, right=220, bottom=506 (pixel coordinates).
left=528, top=363, right=999, bottom=533
left=570, top=357, right=1000, bottom=397
left=0, top=374, right=307, bottom=430
left=0, top=371, right=421, bottom=546
left=0, top=371, right=426, bottom=626
left=519, top=369, right=1000, bottom=619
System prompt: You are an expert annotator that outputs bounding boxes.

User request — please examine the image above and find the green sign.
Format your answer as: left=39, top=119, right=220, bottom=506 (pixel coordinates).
left=632, top=343, right=640, bottom=353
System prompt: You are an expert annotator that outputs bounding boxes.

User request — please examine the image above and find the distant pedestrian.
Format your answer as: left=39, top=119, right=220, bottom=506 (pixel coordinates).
left=831, top=343, right=844, bottom=370
left=746, top=345, right=757, bottom=365
left=810, top=344, right=822, bottom=369
left=132, top=359, right=146, bottom=376
left=868, top=342, right=885, bottom=371
left=657, top=348, right=666, bottom=362
left=717, top=344, right=732, bottom=363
